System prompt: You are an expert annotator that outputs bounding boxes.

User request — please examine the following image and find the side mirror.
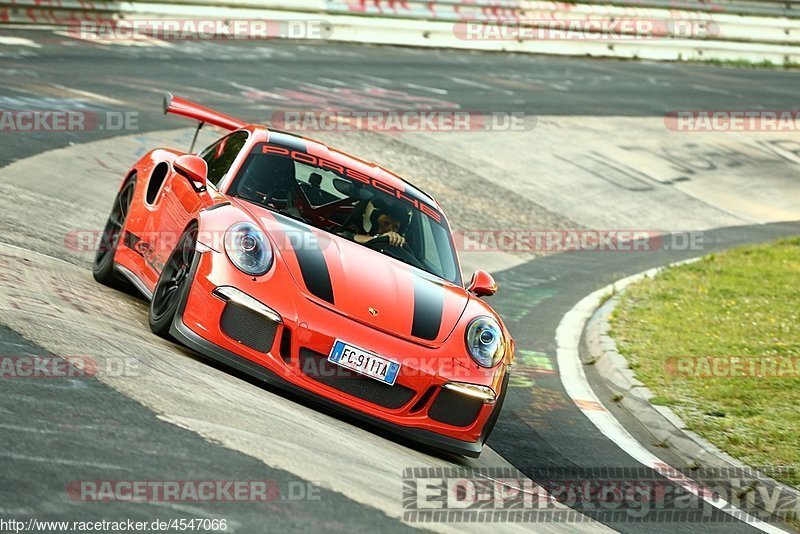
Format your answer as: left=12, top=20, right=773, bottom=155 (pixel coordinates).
left=467, top=270, right=497, bottom=297
left=173, top=155, right=208, bottom=189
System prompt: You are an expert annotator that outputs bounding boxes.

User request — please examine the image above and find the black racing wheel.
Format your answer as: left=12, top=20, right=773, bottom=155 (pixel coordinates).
left=93, top=175, right=136, bottom=288
left=149, top=224, right=198, bottom=338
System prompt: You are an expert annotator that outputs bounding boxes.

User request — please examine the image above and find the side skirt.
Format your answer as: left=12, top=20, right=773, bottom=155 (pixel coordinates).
left=115, top=263, right=154, bottom=301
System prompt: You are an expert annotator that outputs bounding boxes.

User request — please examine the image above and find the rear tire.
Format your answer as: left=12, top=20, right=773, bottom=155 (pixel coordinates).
left=93, top=176, right=136, bottom=287
left=148, top=225, right=198, bottom=339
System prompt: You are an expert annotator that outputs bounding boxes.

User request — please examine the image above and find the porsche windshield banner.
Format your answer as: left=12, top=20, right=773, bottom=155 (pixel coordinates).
left=258, top=144, right=444, bottom=223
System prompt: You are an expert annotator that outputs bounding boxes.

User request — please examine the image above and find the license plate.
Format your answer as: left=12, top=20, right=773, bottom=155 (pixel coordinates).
left=328, top=340, right=400, bottom=386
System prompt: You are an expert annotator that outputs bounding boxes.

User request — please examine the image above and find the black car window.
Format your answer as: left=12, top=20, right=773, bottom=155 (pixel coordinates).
left=199, top=131, right=249, bottom=187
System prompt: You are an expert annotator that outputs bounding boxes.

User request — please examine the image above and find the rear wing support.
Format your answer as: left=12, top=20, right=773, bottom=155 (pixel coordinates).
left=163, top=92, right=246, bottom=138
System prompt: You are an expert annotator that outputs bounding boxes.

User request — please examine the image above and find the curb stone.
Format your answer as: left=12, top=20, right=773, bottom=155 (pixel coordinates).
left=582, top=263, right=800, bottom=522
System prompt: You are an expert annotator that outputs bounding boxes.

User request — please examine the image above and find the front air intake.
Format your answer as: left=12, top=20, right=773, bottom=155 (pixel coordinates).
left=219, top=302, right=279, bottom=353
left=428, top=387, right=484, bottom=427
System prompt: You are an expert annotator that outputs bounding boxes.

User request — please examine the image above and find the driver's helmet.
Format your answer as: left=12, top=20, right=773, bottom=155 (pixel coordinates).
left=370, top=197, right=411, bottom=235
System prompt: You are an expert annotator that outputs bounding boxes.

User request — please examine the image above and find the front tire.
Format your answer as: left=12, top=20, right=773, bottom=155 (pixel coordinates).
left=149, top=224, right=198, bottom=338
left=93, top=176, right=137, bottom=287
left=480, top=372, right=509, bottom=445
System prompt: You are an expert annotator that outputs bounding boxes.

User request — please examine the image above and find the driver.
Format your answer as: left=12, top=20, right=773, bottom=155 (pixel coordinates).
left=338, top=197, right=409, bottom=247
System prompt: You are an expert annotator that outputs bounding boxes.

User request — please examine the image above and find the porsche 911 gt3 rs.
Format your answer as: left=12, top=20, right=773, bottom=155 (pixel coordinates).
left=92, top=94, right=514, bottom=457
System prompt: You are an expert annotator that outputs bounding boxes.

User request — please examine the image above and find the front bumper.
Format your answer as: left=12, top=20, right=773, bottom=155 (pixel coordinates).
left=171, top=249, right=508, bottom=457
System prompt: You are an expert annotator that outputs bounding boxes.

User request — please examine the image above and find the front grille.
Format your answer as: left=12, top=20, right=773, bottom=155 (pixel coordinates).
left=299, top=348, right=416, bottom=410
left=219, top=302, right=279, bottom=353
left=428, top=387, right=484, bottom=427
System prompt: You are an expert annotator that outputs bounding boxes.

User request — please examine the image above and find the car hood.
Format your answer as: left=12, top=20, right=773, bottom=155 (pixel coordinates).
left=238, top=202, right=469, bottom=347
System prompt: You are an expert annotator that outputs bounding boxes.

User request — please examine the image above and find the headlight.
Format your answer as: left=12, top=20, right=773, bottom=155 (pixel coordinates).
left=465, top=316, right=505, bottom=368
left=224, top=222, right=273, bottom=276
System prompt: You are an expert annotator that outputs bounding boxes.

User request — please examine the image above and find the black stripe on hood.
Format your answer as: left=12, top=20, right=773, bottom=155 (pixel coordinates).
left=411, top=275, right=443, bottom=341
left=279, top=218, right=335, bottom=304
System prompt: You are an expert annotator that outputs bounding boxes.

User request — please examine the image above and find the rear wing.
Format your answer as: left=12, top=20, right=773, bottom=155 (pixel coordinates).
left=162, top=93, right=245, bottom=131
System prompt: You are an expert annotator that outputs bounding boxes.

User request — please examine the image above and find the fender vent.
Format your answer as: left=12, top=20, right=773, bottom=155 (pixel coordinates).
left=146, top=162, right=170, bottom=205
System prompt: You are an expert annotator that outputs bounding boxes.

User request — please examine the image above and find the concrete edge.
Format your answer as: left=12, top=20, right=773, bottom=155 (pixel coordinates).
left=582, top=256, right=800, bottom=520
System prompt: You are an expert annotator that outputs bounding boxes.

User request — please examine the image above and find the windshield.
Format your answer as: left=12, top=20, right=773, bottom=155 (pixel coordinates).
left=227, top=143, right=462, bottom=285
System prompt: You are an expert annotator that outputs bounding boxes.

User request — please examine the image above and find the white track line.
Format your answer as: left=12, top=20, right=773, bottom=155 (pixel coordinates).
left=50, top=84, right=127, bottom=106
left=556, top=258, right=792, bottom=534
left=450, top=76, right=514, bottom=95
left=53, top=30, right=174, bottom=49
left=403, top=82, right=449, bottom=95
left=0, top=37, right=42, bottom=48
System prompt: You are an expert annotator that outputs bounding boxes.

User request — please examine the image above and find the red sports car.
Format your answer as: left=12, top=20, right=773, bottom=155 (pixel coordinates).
left=93, top=94, right=514, bottom=457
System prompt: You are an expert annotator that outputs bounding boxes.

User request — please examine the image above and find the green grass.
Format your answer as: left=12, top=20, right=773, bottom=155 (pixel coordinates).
left=611, top=237, right=800, bottom=490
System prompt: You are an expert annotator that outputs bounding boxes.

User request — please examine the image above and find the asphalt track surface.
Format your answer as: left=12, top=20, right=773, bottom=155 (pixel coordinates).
left=1, top=28, right=799, bottom=533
